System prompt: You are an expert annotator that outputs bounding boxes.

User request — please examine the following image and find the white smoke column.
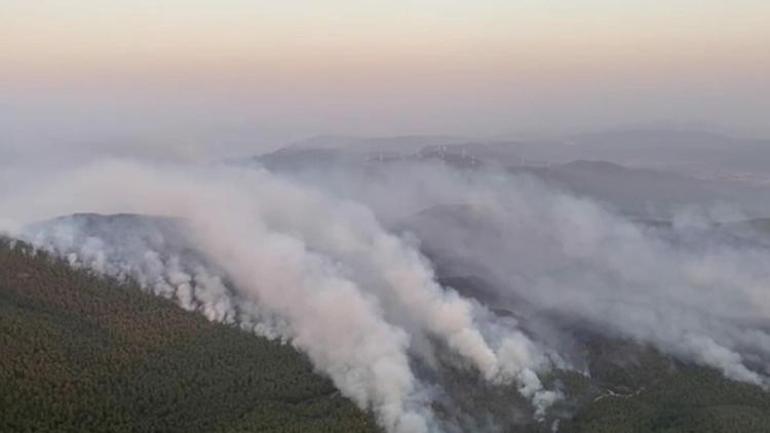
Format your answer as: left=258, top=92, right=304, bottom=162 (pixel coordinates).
left=0, top=158, right=584, bottom=421
left=232, top=175, right=504, bottom=379
left=0, top=160, right=434, bottom=433
left=209, top=167, right=562, bottom=409
left=296, top=162, right=770, bottom=387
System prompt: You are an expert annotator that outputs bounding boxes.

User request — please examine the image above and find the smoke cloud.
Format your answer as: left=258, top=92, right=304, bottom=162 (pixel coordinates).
left=0, top=160, right=563, bottom=432
left=275, top=161, right=770, bottom=386
left=2, top=156, right=770, bottom=432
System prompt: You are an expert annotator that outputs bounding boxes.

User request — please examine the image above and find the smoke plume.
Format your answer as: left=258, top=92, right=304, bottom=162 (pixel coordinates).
left=2, top=157, right=770, bottom=432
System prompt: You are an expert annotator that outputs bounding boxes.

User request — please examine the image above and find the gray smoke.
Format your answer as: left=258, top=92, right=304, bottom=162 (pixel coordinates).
left=0, top=159, right=563, bottom=432
left=265, top=161, right=770, bottom=386
left=3, top=156, right=770, bottom=432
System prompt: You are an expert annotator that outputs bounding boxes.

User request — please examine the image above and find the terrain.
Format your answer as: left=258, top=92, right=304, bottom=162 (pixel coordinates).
left=0, top=239, right=379, bottom=433
left=4, top=226, right=770, bottom=433
left=251, top=130, right=770, bottom=219
left=4, top=128, right=770, bottom=433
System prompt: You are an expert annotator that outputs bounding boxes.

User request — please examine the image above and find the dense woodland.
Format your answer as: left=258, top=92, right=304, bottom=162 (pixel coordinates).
left=2, top=238, right=770, bottom=433
left=0, top=239, right=380, bottom=433
left=556, top=340, right=770, bottom=433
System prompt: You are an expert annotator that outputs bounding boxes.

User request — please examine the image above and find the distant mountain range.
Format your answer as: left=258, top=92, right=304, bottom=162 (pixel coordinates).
left=245, top=129, right=770, bottom=218
left=254, top=129, right=770, bottom=178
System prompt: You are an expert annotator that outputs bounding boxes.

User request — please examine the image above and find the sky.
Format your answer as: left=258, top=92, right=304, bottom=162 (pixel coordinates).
left=1, top=0, right=769, bottom=159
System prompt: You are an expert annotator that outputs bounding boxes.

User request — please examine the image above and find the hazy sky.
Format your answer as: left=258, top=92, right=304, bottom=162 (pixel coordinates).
left=1, top=1, right=768, bottom=158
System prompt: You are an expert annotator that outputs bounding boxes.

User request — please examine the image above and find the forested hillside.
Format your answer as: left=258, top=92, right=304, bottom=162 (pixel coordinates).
left=3, top=237, right=770, bottom=433
left=0, top=239, right=380, bottom=433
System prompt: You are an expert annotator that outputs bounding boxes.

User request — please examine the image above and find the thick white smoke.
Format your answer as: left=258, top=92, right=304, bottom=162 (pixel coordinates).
left=276, top=161, right=770, bottom=387
left=4, top=155, right=770, bottom=432
left=0, top=159, right=561, bottom=432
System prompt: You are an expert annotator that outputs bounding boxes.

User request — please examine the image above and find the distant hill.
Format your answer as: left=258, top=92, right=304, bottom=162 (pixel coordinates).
left=515, top=160, right=770, bottom=217
left=247, top=133, right=770, bottom=218
left=0, top=239, right=380, bottom=433
left=280, top=135, right=465, bottom=153
left=565, top=129, right=770, bottom=177
left=254, top=129, right=770, bottom=177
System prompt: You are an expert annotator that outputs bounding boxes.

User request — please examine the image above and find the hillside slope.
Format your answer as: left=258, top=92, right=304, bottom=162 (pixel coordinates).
left=0, top=239, right=380, bottom=433
left=3, top=232, right=770, bottom=433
